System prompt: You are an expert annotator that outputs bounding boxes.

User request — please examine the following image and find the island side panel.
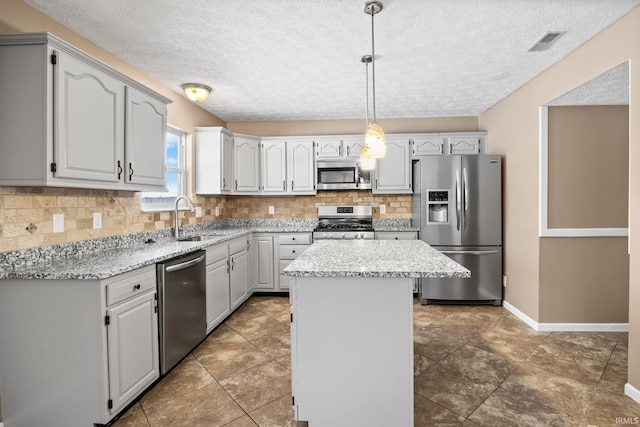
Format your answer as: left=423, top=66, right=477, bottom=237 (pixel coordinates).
left=290, top=276, right=414, bottom=427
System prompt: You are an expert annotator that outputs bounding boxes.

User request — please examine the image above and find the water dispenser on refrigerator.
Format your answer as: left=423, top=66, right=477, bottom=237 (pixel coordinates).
left=427, top=190, right=449, bottom=223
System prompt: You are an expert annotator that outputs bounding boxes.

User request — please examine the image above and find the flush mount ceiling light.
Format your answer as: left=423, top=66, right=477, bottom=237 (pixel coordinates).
left=182, top=83, right=212, bottom=102
left=360, top=0, right=386, bottom=167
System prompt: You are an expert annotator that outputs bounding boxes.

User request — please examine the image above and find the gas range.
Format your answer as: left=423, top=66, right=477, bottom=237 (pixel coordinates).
left=312, top=206, right=375, bottom=240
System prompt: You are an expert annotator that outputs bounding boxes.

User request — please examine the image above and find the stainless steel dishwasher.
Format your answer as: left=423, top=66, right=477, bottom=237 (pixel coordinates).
left=157, top=250, right=206, bottom=375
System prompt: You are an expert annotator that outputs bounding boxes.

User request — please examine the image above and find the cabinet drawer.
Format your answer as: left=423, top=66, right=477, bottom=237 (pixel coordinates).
left=206, top=243, right=228, bottom=265
left=229, top=236, right=250, bottom=254
left=375, top=231, right=418, bottom=240
left=279, top=245, right=309, bottom=260
left=106, top=268, right=156, bottom=306
left=279, top=259, right=293, bottom=273
left=279, top=275, right=293, bottom=290
left=279, top=234, right=311, bottom=245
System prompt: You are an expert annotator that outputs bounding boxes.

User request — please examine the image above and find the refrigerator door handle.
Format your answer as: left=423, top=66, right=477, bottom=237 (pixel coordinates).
left=462, top=167, right=469, bottom=231
left=439, top=250, right=500, bottom=255
left=455, top=168, right=461, bottom=231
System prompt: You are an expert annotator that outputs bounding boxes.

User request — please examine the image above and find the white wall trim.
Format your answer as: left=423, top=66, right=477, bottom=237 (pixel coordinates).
left=538, top=106, right=629, bottom=238
left=502, top=300, right=629, bottom=332
left=625, top=383, right=640, bottom=404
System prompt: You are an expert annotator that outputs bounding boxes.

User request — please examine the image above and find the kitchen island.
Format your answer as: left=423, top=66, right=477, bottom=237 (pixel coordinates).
left=283, top=240, right=469, bottom=427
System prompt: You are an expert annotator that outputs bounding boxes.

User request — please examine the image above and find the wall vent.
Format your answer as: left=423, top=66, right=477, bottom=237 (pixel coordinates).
left=528, top=31, right=566, bottom=52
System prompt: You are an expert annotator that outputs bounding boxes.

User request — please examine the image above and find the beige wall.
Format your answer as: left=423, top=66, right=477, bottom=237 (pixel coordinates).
left=548, top=106, right=629, bottom=228
left=228, top=117, right=478, bottom=136
left=479, top=6, right=640, bottom=392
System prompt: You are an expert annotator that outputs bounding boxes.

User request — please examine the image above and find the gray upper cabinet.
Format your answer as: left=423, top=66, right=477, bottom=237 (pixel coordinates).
left=261, top=141, right=287, bottom=193
left=195, top=127, right=233, bottom=194
left=234, top=134, right=261, bottom=193
left=125, top=87, right=167, bottom=187
left=412, top=132, right=487, bottom=157
left=412, top=137, right=445, bottom=156
left=315, top=139, right=342, bottom=158
left=286, top=140, right=316, bottom=194
left=0, top=33, right=170, bottom=191
left=372, top=137, right=413, bottom=194
left=315, top=137, right=364, bottom=159
left=447, top=136, right=482, bottom=154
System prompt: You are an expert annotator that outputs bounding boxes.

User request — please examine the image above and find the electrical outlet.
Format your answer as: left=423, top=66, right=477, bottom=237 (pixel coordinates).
left=93, top=212, right=102, bottom=229
left=53, top=214, right=64, bottom=233
left=503, top=275, right=507, bottom=287
left=268, top=206, right=275, bottom=215
left=215, top=206, right=220, bottom=216
left=195, top=207, right=203, bottom=218
left=379, top=204, right=386, bottom=214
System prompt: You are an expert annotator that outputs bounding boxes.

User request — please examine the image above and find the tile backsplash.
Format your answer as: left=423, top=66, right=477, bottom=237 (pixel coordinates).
left=0, top=187, right=410, bottom=252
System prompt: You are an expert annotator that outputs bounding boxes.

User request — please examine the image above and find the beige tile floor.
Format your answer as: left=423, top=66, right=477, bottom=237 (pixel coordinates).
left=114, top=296, right=638, bottom=427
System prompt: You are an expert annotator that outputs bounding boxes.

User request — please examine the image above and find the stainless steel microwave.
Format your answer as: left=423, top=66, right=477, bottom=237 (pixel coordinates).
left=316, top=160, right=371, bottom=190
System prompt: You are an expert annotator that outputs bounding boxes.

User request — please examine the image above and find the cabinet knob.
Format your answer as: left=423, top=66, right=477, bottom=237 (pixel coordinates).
left=133, top=284, right=141, bottom=291
left=292, top=237, right=295, bottom=240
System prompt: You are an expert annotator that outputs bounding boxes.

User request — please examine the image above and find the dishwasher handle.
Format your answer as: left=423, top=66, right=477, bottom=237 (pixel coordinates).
left=439, top=250, right=499, bottom=256
left=165, top=254, right=206, bottom=272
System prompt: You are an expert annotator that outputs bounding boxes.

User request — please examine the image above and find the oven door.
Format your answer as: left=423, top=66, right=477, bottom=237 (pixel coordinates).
left=317, top=161, right=359, bottom=190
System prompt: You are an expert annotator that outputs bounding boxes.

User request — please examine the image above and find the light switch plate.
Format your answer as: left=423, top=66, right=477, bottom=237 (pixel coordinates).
left=53, top=214, right=64, bottom=233
left=379, top=204, right=386, bottom=214
left=195, top=207, right=203, bottom=218
left=268, top=206, right=275, bottom=215
left=93, top=212, right=102, bottom=229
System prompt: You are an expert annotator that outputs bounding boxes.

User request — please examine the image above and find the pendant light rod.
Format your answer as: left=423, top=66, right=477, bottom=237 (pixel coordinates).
left=361, top=55, right=372, bottom=127
left=363, top=1, right=383, bottom=122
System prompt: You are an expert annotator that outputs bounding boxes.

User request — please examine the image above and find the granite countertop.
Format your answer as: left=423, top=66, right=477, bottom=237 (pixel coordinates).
left=0, top=218, right=419, bottom=281
left=283, top=240, right=470, bottom=279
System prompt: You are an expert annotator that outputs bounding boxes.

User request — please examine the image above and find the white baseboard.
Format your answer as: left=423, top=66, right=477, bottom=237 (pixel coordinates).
left=626, top=383, right=640, bottom=404
left=502, top=301, right=629, bottom=332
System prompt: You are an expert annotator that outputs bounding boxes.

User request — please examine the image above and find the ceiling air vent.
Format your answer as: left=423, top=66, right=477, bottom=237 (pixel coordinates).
left=528, top=31, right=565, bottom=52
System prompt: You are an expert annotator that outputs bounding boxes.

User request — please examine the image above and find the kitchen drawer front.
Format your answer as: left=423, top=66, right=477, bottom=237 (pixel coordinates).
left=279, top=259, right=293, bottom=273
left=206, top=243, right=228, bottom=265
left=279, top=275, right=293, bottom=290
left=106, top=267, right=156, bottom=306
left=375, top=231, right=418, bottom=240
left=279, top=245, right=309, bottom=260
left=279, top=234, right=311, bottom=245
left=229, top=236, right=250, bottom=255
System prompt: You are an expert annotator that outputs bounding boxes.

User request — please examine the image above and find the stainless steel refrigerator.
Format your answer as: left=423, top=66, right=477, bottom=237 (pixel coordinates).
left=412, top=155, right=502, bottom=305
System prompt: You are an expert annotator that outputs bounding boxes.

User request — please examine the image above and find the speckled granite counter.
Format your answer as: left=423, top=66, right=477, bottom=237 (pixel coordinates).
left=372, top=218, right=419, bottom=232
left=0, top=219, right=317, bottom=280
left=283, top=240, right=469, bottom=278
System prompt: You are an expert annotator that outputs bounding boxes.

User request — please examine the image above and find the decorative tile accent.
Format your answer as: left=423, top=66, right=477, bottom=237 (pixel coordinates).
left=25, top=223, right=37, bottom=234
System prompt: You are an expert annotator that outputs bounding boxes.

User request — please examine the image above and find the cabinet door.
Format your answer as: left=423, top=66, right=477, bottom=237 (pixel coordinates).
left=412, top=137, right=444, bottom=156
left=222, top=133, right=233, bottom=192
left=287, top=140, right=315, bottom=193
left=447, top=136, right=481, bottom=154
left=315, top=140, right=342, bottom=158
left=373, top=138, right=412, bottom=194
left=262, top=141, right=287, bottom=193
left=254, top=236, right=274, bottom=290
left=234, top=136, right=261, bottom=193
left=344, top=138, right=365, bottom=158
left=230, top=249, right=249, bottom=310
left=206, top=257, right=231, bottom=332
left=125, top=87, right=167, bottom=187
left=54, top=50, right=125, bottom=182
left=106, top=291, right=159, bottom=413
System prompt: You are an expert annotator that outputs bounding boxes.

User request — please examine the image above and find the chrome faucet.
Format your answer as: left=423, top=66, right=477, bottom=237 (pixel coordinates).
left=174, top=195, right=196, bottom=239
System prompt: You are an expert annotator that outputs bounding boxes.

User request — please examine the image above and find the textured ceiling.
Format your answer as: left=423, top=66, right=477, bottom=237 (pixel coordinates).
left=23, top=0, right=640, bottom=123
left=548, top=61, right=629, bottom=106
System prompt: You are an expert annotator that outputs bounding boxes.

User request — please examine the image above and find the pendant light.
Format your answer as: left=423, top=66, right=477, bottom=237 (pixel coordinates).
left=361, top=1, right=386, bottom=160
left=359, top=55, right=376, bottom=170
left=182, top=83, right=212, bottom=103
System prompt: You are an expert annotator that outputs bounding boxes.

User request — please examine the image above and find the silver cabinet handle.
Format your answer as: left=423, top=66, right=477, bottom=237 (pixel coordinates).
left=129, top=162, right=134, bottom=180
left=455, top=168, right=461, bottom=231
left=283, top=180, right=286, bottom=191
left=165, top=254, right=205, bottom=272
left=439, top=250, right=499, bottom=255
left=291, top=180, right=295, bottom=191
left=235, top=179, right=238, bottom=190
left=339, top=145, right=342, bottom=156
left=223, top=178, right=227, bottom=189
left=463, top=167, right=468, bottom=231
left=347, top=146, right=351, bottom=156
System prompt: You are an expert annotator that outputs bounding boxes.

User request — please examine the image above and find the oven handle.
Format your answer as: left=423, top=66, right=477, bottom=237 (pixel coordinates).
left=165, top=254, right=206, bottom=272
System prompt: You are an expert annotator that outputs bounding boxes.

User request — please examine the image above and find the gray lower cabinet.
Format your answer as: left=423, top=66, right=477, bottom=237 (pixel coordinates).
left=277, top=233, right=312, bottom=290
left=205, top=244, right=231, bottom=333
left=254, top=234, right=275, bottom=290
left=229, top=237, right=251, bottom=310
left=0, top=265, right=159, bottom=427
left=252, top=233, right=311, bottom=292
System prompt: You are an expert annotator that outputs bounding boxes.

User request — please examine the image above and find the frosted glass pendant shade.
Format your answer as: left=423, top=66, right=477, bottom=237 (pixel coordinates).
left=182, top=83, right=212, bottom=102
left=359, top=154, right=376, bottom=170
left=364, top=121, right=386, bottom=158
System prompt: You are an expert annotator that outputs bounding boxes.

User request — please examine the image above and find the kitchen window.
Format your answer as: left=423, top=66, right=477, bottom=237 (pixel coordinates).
left=141, top=127, right=186, bottom=211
